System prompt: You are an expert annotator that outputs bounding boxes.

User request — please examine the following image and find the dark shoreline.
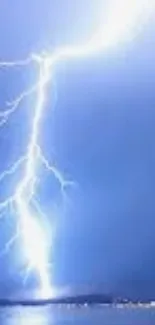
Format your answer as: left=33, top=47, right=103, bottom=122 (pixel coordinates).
left=0, top=295, right=112, bottom=307
left=0, top=294, right=153, bottom=307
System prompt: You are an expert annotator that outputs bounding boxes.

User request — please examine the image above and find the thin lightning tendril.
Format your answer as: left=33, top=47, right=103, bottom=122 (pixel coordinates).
left=0, top=0, right=154, bottom=298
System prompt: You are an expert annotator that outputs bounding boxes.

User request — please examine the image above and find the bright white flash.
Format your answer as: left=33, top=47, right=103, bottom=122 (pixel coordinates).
left=0, top=0, right=154, bottom=298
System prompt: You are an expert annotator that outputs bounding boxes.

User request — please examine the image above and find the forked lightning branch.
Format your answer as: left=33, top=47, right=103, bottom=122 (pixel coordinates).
left=0, top=0, right=153, bottom=297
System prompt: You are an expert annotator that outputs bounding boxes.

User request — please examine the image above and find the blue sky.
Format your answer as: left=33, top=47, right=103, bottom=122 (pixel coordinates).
left=0, top=1, right=155, bottom=300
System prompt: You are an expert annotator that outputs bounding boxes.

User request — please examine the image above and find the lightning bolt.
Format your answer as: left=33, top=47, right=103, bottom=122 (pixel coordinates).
left=0, top=0, right=154, bottom=298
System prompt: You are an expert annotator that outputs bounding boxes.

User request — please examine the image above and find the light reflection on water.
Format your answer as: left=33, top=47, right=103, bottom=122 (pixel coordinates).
left=1, top=307, right=52, bottom=325
left=1, top=306, right=155, bottom=325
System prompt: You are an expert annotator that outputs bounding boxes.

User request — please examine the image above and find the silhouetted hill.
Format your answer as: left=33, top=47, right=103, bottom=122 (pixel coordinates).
left=0, top=293, right=114, bottom=306
left=0, top=292, right=150, bottom=307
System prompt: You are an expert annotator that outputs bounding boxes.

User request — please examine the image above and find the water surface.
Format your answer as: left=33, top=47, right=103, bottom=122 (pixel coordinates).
left=1, top=306, right=155, bottom=325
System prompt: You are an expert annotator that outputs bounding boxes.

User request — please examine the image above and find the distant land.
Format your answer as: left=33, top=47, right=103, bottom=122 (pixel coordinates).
left=0, top=293, right=154, bottom=307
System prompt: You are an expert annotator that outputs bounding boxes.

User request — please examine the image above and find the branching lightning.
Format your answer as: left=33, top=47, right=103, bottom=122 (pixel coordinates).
left=0, top=0, right=154, bottom=298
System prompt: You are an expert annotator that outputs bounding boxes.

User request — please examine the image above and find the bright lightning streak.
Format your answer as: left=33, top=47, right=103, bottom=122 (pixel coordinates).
left=0, top=0, right=154, bottom=298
